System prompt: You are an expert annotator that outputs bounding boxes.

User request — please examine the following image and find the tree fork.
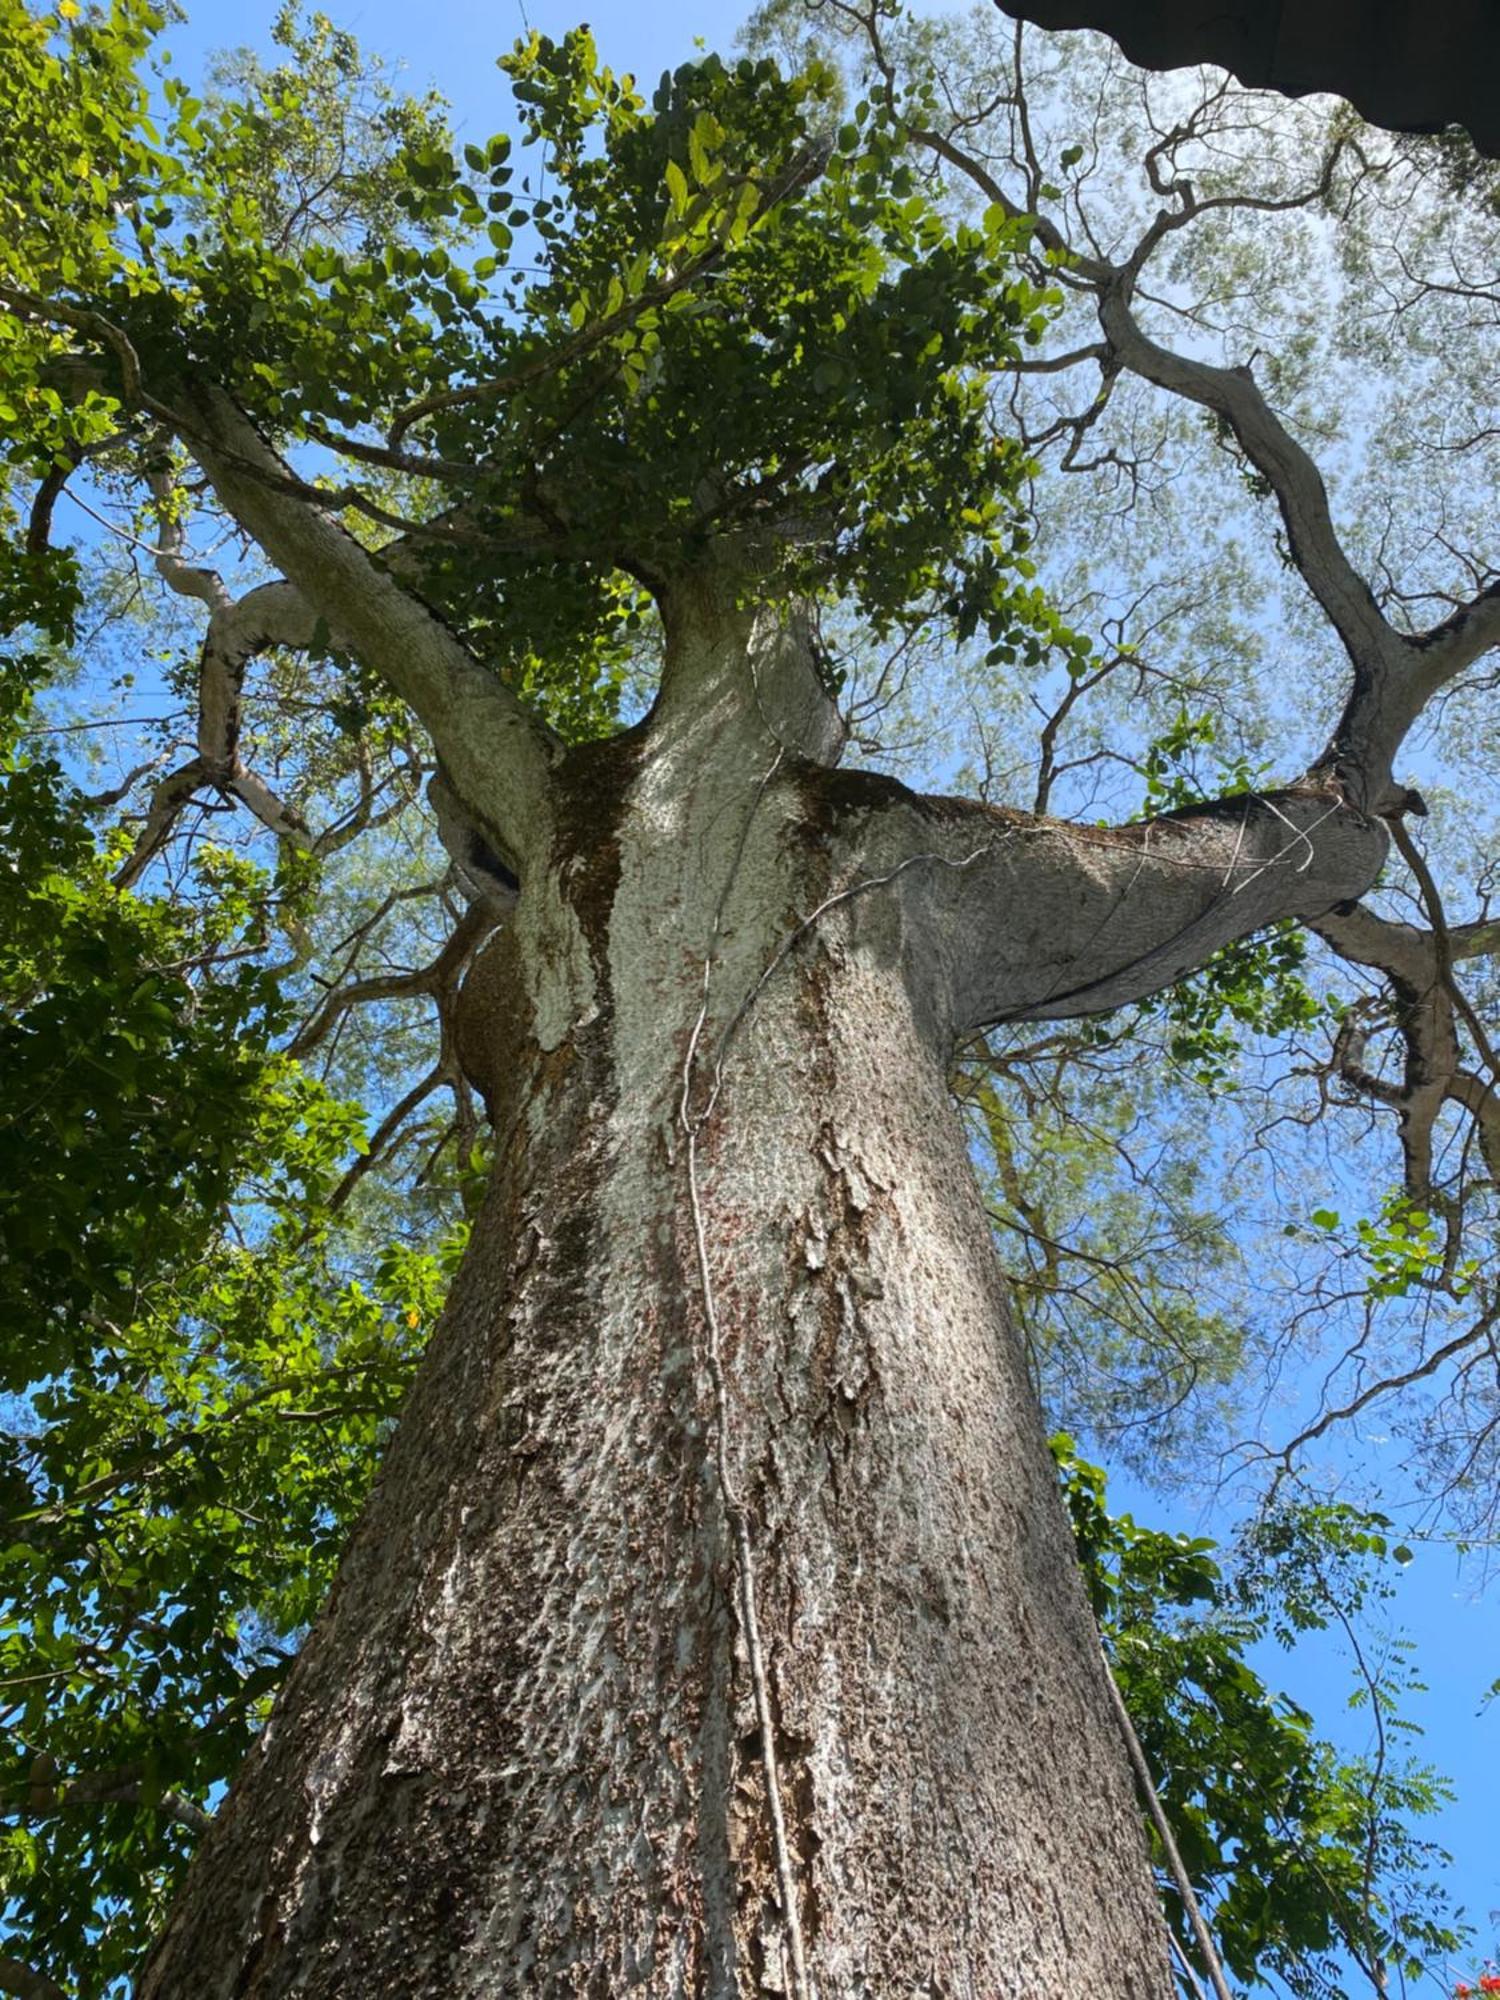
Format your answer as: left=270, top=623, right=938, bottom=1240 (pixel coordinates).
left=139, top=690, right=1183, bottom=1997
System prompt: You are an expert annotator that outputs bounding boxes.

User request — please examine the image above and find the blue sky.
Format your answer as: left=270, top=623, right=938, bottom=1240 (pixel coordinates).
left=138, top=0, right=1500, bottom=1985
left=163, top=0, right=720, bottom=123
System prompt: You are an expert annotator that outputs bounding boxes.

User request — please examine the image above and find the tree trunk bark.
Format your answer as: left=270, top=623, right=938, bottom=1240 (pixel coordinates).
left=139, top=691, right=1173, bottom=1996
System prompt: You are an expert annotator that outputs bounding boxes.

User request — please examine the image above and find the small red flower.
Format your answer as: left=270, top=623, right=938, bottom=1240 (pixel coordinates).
left=1454, top=1985, right=1472, bottom=1997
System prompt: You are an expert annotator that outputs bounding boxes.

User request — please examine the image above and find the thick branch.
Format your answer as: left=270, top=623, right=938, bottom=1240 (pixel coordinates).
left=1313, top=856, right=1500, bottom=1191
left=1093, top=283, right=1496, bottom=805
left=901, top=100, right=1492, bottom=813
left=165, top=383, right=559, bottom=869
left=0, top=1957, right=68, bottom=2000
left=14, top=1760, right=212, bottom=1836
left=290, top=900, right=491, bottom=1057
left=1412, top=577, right=1500, bottom=693
left=120, top=459, right=511, bottom=880
left=114, top=756, right=214, bottom=891
left=112, top=576, right=321, bottom=886
left=858, top=779, right=1388, bottom=1037
left=1094, top=287, right=1401, bottom=684
left=651, top=577, right=845, bottom=766
left=1312, top=911, right=1457, bottom=1192
left=1448, top=1069, right=1500, bottom=1181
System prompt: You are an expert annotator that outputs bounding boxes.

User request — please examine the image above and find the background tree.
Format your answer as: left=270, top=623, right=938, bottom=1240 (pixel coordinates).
left=1, top=1, right=1496, bottom=1995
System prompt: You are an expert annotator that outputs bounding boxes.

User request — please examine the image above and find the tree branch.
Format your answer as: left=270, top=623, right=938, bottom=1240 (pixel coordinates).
left=114, top=757, right=215, bottom=891
left=290, top=900, right=491, bottom=1056
left=897, top=83, right=1499, bottom=814
left=386, top=141, right=833, bottom=448
left=826, top=775, right=1387, bottom=1038
left=163, top=383, right=560, bottom=870
left=1275, top=1303, right=1500, bottom=1468
left=1094, top=272, right=1495, bottom=806
left=0, top=1956, right=68, bottom=2000
left=1312, top=839, right=1500, bottom=1193
left=111, top=576, right=323, bottom=886
left=12, top=1759, right=212, bottom=1836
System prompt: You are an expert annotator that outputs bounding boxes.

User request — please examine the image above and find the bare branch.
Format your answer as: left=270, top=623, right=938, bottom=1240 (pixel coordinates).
left=823, top=773, right=1386, bottom=1036
left=327, top=1066, right=447, bottom=1213
left=110, top=565, right=320, bottom=888
left=114, top=757, right=215, bottom=891
left=894, top=70, right=1500, bottom=813
left=1312, top=843, right=1500, bottom=1198
left=1276, top=1304, right=1500, bottom=1469
left=1093, top=292, right=1398, bottom=682
left=290, top=901, right=492, bottom=1056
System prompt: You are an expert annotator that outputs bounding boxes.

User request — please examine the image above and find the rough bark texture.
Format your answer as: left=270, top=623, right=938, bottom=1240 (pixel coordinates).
left=137, top=576, right=1388, bottom=1998
left=136, top=617, right=1196, bottom=1999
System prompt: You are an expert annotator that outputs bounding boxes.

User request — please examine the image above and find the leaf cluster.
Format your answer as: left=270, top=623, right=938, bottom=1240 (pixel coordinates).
left=0, top=1, right=1078, bottom=696
left=0, top=653, right=316, bottom=1388
left=0, top=636, right=440, bottom=1997
left=1055, top=1438, right=1466, bottom=1995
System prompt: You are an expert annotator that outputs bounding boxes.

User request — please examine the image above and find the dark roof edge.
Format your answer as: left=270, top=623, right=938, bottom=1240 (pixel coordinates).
left=1003, top=0, right=1500, bottom=157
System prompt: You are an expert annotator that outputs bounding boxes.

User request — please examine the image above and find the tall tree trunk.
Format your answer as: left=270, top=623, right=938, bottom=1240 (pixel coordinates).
left=140, top=670, right=1173, bottom=1996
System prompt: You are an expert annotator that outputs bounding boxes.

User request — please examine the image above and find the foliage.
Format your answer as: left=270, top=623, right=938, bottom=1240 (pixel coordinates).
left=0, top=0, right=1096, bottom=693
left=198, top=4, right=457, bottom=255
left=0, top=666, right=329, bottom=1385
left=1056, top=1438, right=1467, bottom=1997
left=0, top=640, right=448, bottom=1993
left=1147, top=922, right=1322, bottom=1092
left=962, top=1053, right=1253, bottom=1470
left=0, top=1226, right=444, bottom=1995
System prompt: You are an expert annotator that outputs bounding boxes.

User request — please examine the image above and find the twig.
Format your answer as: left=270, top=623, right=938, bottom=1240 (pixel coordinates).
left=1167, top=1926, right=1211, bottom=2000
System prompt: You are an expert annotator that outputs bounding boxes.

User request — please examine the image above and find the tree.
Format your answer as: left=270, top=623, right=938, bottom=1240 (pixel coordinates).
left=2, top=0, right=1494, bottom=1993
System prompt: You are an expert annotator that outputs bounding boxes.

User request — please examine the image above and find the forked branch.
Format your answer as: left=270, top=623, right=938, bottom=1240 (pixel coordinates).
left=166, top=384, right=560, bottom=870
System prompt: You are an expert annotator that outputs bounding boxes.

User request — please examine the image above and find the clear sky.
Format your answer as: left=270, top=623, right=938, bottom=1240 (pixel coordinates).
left=150, top=0, right=1500, bottom=1986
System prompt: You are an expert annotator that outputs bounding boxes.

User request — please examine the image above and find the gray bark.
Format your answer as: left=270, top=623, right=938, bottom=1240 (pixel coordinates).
left=136, top=574, right=1389, bottom=1998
